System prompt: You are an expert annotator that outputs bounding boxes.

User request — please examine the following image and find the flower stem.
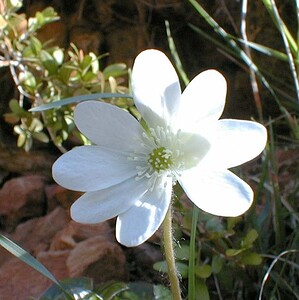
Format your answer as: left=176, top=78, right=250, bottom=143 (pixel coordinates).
left=162, top=205, right=182, bottom=300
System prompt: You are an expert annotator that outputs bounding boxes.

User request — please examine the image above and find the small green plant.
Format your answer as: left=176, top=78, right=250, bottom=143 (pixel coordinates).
left=0, top=0, right=131, bottom=151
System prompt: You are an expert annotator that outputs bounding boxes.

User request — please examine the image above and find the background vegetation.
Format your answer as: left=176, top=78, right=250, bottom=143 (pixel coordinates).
left=0, top=0, right=298, bottom=299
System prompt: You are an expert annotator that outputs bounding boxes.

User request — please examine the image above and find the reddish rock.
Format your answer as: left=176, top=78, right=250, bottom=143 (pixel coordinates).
left=0, top=205, right=127, bottom=299
left=67, top=235, right=127, bottom=283
left=0, top=207, right=69, bottom=267
left=37, top=249, right=70, bottom=280
left=50, top=220, right=113, bottom=251
left=0, top=251, right=69, bottom=300
left=0, top=175, right=46, bottom=230
left=45, top=183, right=82, bottom=211
left=12, top=207, right=69, bottom=255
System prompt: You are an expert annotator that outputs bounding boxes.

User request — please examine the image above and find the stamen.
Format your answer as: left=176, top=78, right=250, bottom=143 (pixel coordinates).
left=128, top=125, right=186, bottom=192
left=148, top=147, right=173, bottom=172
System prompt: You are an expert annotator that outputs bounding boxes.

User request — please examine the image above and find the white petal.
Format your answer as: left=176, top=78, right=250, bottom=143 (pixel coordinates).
left=70, top=177, right=148, bottom=223
left=178, top=131, right=211, bottom=170
left=74, top=101, right=145, bottom=153
left=178, top=169, right=253, bottom=217
left=53, top=146, right=138, bottom=191
left=175, top=70, right=226, bottom=132
left=132, top=49, right=181, bottom=128
left=202, top=119, right=267, bottom=169
left=116, top=176, right=172, bottom=247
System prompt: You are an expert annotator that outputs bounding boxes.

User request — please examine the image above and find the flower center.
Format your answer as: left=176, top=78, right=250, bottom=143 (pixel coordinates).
left=148, top=147, right=173, bottom=172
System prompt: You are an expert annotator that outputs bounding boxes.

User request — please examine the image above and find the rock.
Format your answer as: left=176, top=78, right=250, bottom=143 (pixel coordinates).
left=0, top=250, right=70, bottom=300
left=0, top=207, right=69, bottom=267
left=37, top=249, right=70, bottom=279
left=0, top=258, right=51, bottom=300
left=50, top=220, right=113, bottom=250
left=0, top=144, right=56, bottom=178
left=0, top=175, right=46, bottom=230
left=67, top=235, right=127, bottom=283
left=106, top=25, right=148, bottom=66
left=11, top=207, right=69, bottom=255
left=69, top=26, right=103, bottom=54
left=45, top=183, right=82, bottom=211
left=0, top=205, right=127, bottom=299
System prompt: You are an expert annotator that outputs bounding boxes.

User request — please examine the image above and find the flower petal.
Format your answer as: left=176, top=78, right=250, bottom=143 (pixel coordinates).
left=201, top=119, right=267, bottom=169
left=116, top=175, right=172, bottom=247
left=70, top=177, right=148, bottom=223
left=178, top=131, right=211, bottom=170
left=175, top=70, right=226, bottom=132
left=132, top=49, right=181, bottom=128
left=53, top=146, right=138, bottom=191
left=74, top=101, right=145, bottom=153
left=178, top=169, right=253, bottom=217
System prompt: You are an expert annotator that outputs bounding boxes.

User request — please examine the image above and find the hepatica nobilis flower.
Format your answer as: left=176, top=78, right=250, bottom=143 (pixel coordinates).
left=53, top=49, right=267, bottom=247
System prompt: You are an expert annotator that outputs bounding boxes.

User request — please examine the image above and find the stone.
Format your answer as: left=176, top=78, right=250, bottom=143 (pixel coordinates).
left=67, top=235, right=127, bottom=283
left=0, top=207, right=69, bottom=267
left=0, top=175, right=46, bottom=230
left=0, top=144, right=56, bottom=177
left=50, top=220, right=112, bottom=251
left=45, top=183, right=82, bottom=211
left=0, top=250, right=69, bottom=300
left=0, top=205, right=128, bottom=299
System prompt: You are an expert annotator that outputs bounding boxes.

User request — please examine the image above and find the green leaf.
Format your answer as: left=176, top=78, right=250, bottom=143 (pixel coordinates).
left=175, top=244, right=189, bottom=261
left=153, top=284, right=172, bottom=299
left=29, top=93, right=132, bottom=111
left=33, top=132, right=49, bottom=143
left=41, top=278, right=101, bottom=300
left=242, top=229, right=259, bottom=248
left=7, top=0, right=22, bottom=10
left=39, top=7, right=60, bottom=25
left=103, top=63, right=127, bottom=79
left=225, top=248, right=245, bottom=257
left=40, top=50, right=58, bottom=75
left=8, top=99, right=30, bottom=118
left=205, top=217, right=224, bottom=232
left=240, top=252, right=263, bottom=266
left=196, top=279, right=210, bottom=300
left=19, top=70, right=36, bottom=90
left=153, top=261, right=189, bottom=278
left=195, top=264, right=212, bottom=279
left=96, top=282, right=129, bottom=299
left=80, top=55, right=93, bottom=72
left=211, top=255, right=224, bottom=274
left=29, top=36, right=42, bottom=55
left=82, top=72, right=97, bottom=82
left=16, top=131, right=26, bottom=147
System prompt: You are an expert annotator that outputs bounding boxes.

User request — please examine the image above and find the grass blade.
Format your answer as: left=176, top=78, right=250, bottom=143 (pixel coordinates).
left=165, top=20, right=189, bottom=86
left=188, top=0, right=285, bottom=112
left=0, top=234, right=74, bottom=300
left=30, top=93, right=132, bottom=112
left=188, top=205, right=199, bottom=299
left=262, top=0, right=299, bottom=104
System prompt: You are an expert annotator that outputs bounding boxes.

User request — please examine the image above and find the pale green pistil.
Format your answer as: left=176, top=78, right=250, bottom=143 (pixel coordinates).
left=148, top=147, right=173, bottom=172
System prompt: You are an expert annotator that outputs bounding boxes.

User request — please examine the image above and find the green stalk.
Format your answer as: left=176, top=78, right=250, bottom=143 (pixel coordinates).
left=162, top=205, right=182, bottom=300
left=165, top=20, right=190, bottom=87
left=188, top=205, right=199, bottom=300
left=262, top=0, right=299, bottom=104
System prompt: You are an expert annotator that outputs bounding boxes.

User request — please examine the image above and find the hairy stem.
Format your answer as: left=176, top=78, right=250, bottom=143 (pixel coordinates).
left=162, top=205, right=182, bottom=300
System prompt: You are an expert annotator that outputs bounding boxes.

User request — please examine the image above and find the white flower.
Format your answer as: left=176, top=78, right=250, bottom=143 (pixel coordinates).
left=52, top=49, right=267, bottom=247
